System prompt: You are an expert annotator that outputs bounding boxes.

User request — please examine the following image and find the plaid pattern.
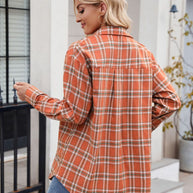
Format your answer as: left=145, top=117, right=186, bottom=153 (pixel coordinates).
left=25, top=26, right=181, bottom=193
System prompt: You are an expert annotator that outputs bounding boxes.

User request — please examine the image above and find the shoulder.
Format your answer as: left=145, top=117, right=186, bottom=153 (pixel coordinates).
left=65, top=37, right=94, bottom=64
left=67, top=33, right=100, bottom=52
left=66, top=39, right=86, bottom=59
left=127, top=38, right=158, bottom=69
left=134, top=41, right=160, bottom=70
left=130, top=38, right=154, bottom=58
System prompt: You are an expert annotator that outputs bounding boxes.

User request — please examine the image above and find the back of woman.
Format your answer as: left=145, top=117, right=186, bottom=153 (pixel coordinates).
left=75, top=26, right=154, bottom=192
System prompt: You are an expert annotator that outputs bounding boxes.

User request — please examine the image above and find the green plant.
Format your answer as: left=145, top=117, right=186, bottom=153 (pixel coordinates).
left=163, top=13, right=193, bottom=141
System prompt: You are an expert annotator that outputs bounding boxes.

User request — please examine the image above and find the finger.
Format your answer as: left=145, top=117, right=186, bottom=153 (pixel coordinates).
left=14, top=84, right=22, bottom=90
left=13, top=84, right=18, bottom=90
left=15, top=82, right=25, bottom=85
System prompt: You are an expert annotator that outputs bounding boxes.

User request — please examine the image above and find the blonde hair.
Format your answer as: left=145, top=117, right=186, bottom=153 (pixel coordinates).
left=74, top=0, right=132, bottom=29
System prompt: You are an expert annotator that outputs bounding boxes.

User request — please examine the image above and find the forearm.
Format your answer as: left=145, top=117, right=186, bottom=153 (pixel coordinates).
left=25, top=85, right=90, bottom=124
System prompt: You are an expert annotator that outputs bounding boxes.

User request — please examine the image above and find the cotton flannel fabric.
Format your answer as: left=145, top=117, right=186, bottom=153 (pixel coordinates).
left=25, top=26, right=181, bottom=193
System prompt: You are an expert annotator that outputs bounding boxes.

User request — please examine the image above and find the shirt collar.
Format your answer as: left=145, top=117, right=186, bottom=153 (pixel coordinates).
left=94, top=26, right=133, bottom=39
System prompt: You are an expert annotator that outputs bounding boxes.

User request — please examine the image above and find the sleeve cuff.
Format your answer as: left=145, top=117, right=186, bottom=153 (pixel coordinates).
left=25, top=85, right=44, bottom=106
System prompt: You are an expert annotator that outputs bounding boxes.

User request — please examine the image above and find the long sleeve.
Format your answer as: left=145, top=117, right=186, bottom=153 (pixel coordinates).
left=151, top=55, right=181, bottom=131
left=25, top=44, right=92, bottom=125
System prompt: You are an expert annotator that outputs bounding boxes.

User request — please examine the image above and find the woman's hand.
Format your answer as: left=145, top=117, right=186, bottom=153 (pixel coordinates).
left=13, top=82, right=31, bottom=101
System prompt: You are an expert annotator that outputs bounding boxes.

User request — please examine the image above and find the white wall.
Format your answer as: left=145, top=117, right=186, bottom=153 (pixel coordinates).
left=30, top=0, right=51, bottom=188
left=30, top=0, right=68, bottom=190
left=127, top=0, right=141, bottom=40
left=68, top=1, right=84, bottom=46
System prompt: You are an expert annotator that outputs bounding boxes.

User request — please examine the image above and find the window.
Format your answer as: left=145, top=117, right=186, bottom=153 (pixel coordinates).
left=0, top=0, right=30, bottom=104
left=0, top=0, right=30, bottom=151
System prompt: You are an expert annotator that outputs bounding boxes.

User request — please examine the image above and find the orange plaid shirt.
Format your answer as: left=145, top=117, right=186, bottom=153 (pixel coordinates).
left=25, top=26, right=181, bottom=193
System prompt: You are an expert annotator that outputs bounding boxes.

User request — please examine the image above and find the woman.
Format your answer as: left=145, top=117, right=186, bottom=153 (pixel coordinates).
left=14, top=0, right=181, bottom=192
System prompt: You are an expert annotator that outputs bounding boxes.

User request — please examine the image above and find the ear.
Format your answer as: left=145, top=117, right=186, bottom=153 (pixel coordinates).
left=99, top=2, right=107, bottom=16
